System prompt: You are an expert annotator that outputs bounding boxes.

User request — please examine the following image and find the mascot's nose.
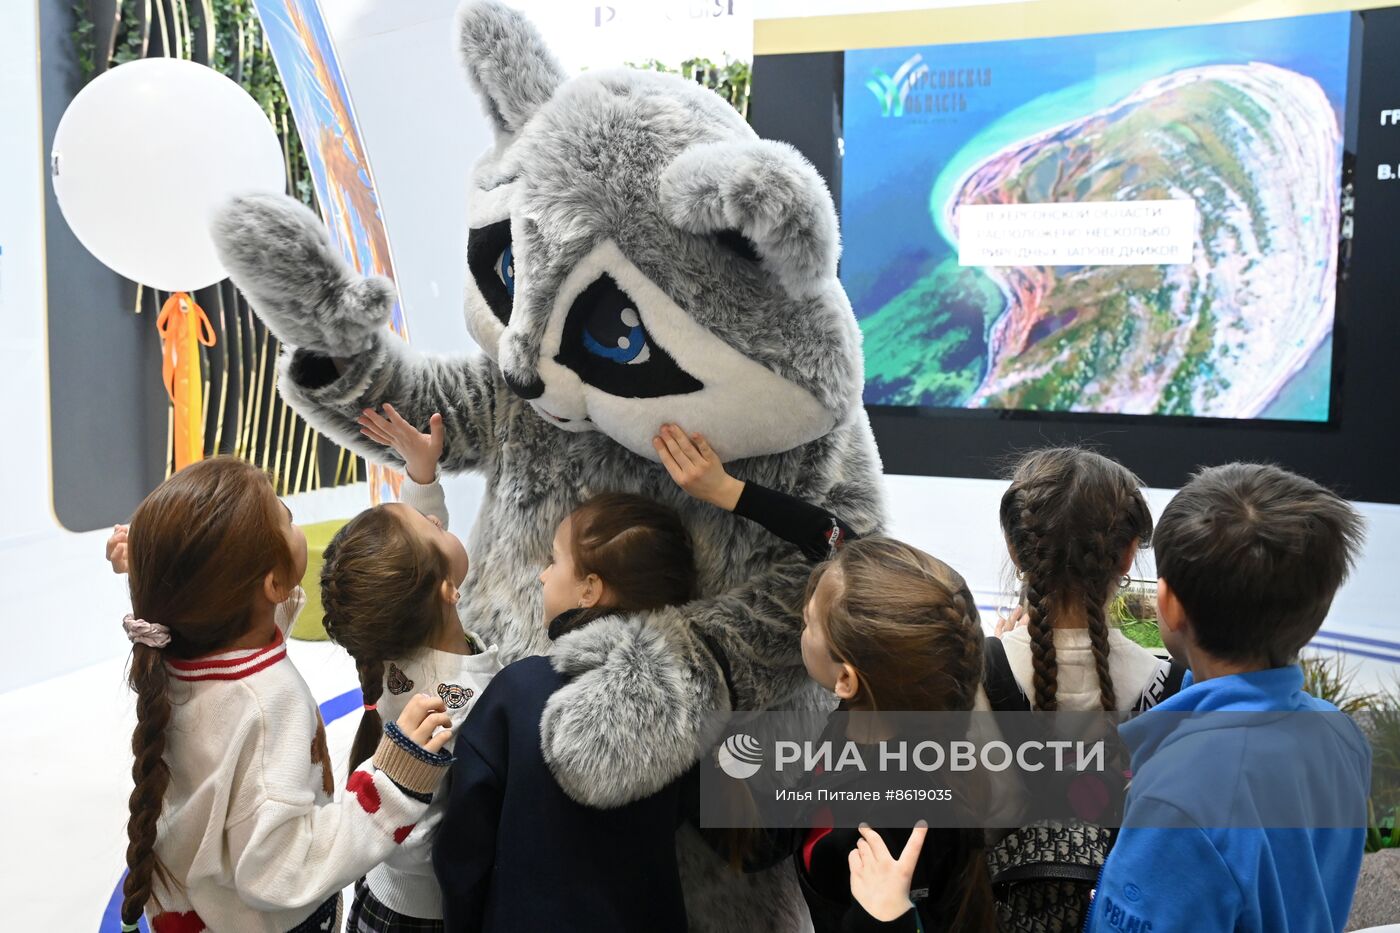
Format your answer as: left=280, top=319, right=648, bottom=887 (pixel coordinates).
left=503, top=370, right=545, bottom=400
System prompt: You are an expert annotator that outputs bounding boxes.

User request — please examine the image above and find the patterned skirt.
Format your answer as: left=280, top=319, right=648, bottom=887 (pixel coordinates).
left=347, top=879, right=444, bottom=933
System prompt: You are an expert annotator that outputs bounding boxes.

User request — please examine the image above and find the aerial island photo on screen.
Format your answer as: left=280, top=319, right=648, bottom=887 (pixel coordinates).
left=841, top=13, right=1349, bottom=421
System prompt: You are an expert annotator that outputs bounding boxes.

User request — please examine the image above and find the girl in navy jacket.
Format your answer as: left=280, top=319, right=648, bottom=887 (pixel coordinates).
left=432, top=492, right=700, bottom=932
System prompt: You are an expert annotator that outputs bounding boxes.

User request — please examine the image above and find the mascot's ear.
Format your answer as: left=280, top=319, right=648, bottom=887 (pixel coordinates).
left=456, top=0, right=566, bottom=138
left=659, top=139, right=840, bottom=300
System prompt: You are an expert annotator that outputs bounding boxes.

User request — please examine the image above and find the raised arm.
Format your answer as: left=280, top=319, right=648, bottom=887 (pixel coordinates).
left=359, top=404, right=452, bottom=528
left=227, top=696, right=453, bottom=912
left=654, top=424, right=857, bottom=562
left=212, top=193, right=501, bottom=473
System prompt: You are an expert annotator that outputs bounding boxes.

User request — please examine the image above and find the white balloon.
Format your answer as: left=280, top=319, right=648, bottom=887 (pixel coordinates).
left=51, top=58, right=286, bottom=293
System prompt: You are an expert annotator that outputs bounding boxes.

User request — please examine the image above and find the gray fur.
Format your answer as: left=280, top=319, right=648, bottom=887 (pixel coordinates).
left=480, top=65, right=864, bottom=440
left=542, top=615, right=712, bottom=807
left=675, top=821, right=816, bottom=932
left=661, top=140, right=842, bottom=301
left=278, top=336, right=501, bottom=473
left=455, top=0, right=566, bottom=136
left=211, top=3, right=886, bottom=929
left=212, top=194, right=394, bottom=357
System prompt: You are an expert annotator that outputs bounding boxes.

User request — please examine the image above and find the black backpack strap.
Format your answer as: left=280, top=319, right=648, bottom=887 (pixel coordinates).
left=983, top=635, right=1031, bottom=712
left=1162, top=658, right=1188, bottom=697
left=1134, top=656, right=1190, bottom=712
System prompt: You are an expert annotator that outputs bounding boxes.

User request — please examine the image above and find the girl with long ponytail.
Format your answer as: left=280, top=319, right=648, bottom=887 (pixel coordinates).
left=114, top=457, right=455, bottom=932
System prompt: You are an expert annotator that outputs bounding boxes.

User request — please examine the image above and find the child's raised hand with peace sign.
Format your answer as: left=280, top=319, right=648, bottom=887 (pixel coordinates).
left=848, top=822, right=928, bottom=923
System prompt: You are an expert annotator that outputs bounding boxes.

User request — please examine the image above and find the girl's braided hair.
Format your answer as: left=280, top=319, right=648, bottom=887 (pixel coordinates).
left=999, top=448, right=1153, bottom=711
left=121, top=458, right=296, bottom=927
left=320, top=506, right=454, bottom=774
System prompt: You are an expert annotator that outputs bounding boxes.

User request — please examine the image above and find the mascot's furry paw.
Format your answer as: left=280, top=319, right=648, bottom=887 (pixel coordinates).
left=541, top=616, right=715, bottom=808
left=211, top=193, right=395, bottom=357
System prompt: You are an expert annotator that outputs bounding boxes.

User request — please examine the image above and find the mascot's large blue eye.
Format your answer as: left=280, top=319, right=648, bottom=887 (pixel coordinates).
left=466, top=219, right=514, bottom=326
left=582, top=306, right=650, bottom=365
left=555, top=273, right=702, bottom=399
left=496, top=245, right=515, bottom=297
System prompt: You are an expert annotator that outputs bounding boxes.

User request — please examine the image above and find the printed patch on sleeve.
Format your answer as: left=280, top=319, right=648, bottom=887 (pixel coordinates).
left=1099, top=894, right=1154, bottom=932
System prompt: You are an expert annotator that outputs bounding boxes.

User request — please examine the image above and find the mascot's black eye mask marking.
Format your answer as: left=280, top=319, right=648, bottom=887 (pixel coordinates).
left=555, top=274, right=703, bottom=399
left=467, top=219, right=515, bottom=325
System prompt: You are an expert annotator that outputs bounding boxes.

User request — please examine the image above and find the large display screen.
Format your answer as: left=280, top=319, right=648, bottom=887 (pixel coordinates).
left=841, top=13, right=1350, bottom=422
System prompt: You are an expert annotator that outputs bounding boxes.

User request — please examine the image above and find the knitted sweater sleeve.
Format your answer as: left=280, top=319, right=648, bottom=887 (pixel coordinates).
left=224, top=719, right=448, bottom=912
left=400, top=472, right=450, bottom=529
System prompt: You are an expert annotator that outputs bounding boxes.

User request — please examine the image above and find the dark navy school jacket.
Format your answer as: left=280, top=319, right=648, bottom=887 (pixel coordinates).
left=432, top=654, right=694, bottom=932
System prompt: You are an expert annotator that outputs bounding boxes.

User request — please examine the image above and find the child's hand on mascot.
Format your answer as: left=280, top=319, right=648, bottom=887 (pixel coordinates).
left=848, top=822, right=927, bottom=923
left=106, top=524, right=130, bottom=575
left=654, top=424, right=744, bottom=512
left=397, top=693, right=454, bottom=754
left=358, top=404, right=445, bottom=485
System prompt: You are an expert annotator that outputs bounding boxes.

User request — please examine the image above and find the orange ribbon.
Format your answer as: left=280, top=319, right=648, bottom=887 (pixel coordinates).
left=156, top=292, right=217, bottom=471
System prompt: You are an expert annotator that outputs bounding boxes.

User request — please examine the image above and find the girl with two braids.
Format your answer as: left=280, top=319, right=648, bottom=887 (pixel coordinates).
left=981, top=449, right=1176, bottom=932
left=109, top=457, right=454, bottom=933
left=322, top=404, right=502, bottom=930
left=994, top=447, right=1173, bottom=713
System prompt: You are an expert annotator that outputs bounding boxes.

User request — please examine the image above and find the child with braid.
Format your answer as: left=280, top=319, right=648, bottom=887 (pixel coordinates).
left=977, top=448, right=1181, bottom=932
left=110, top=457, right=454, bottom=933
left=991, top=447, right=1173, bottom=713
left=320, top=404, right=502, bottom=931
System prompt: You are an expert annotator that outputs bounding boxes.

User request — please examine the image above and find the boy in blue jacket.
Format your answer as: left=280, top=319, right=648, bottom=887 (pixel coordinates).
left=1087, top=463, right=1371, bottom=933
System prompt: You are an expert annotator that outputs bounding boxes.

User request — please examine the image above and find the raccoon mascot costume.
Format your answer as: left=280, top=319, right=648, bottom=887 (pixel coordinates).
left=213, top=2, right=884, bottom=928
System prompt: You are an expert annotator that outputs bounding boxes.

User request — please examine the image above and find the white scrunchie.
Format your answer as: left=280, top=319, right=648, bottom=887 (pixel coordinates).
left=123, top=613, right=171, bottom=649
